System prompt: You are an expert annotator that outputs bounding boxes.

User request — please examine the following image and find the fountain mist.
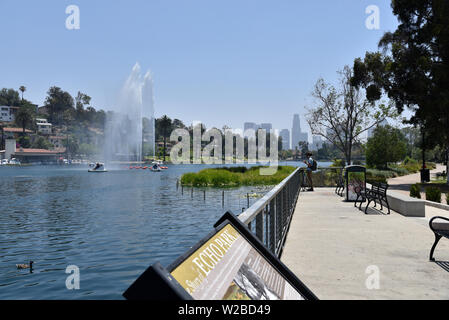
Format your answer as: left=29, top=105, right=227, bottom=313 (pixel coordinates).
left=105, top=63, right=155, bottom=165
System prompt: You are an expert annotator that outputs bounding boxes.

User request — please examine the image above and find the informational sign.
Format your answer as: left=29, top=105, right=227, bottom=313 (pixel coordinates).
left=123, top=212, right=317, bottom=300
left=170, top=224, right=303, bottom=300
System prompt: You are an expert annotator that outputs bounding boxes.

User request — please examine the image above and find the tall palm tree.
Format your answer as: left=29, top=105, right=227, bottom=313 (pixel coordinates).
left=15, top=106, right=34, bottom=135
left=19, top=86, right=26, bottom=101
left=159, top=115, right=173, bottom=161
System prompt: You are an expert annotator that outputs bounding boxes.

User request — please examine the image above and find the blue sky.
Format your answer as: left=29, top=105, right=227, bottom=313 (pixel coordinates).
left=0, top=0, right=399, bottom=137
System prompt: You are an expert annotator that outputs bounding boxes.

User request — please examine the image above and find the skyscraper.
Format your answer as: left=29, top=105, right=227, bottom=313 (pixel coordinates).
left=244, top=122, right=258, bottom=132
left=292, top=114, right=308, bottom=149
left=260, top=123, right=273, bottom=133
left=280, top=129, right=290, bottom=150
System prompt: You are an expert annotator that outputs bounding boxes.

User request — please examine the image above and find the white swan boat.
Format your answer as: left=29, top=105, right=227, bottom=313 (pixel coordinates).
left=88, top=163, right=108, bottom=173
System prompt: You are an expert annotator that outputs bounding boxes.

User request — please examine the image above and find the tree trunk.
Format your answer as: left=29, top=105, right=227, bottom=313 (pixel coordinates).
left=163, top=135, right=167, bottom=162
left=446, top=148, right=449, bottom=185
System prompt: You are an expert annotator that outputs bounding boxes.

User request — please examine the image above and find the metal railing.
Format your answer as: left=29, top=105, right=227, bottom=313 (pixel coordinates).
left=238, top=167, right=302, bottom=258
left=237, top=166, right=344, bottom=258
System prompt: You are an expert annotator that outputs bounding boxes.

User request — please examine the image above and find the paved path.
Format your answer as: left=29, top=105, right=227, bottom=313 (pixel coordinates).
left=388, top=164, right=447, bottom=200
left=281, top=188, right=449, bottom=300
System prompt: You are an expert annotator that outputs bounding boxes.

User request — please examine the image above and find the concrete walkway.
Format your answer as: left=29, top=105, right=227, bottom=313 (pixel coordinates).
left=281, top=188, right=449, bottom=300
left=388, top=164, right=447, bottom=200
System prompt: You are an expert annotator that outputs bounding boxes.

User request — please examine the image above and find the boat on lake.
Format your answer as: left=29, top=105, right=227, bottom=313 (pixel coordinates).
left=88, top=163, right=108, bottom=173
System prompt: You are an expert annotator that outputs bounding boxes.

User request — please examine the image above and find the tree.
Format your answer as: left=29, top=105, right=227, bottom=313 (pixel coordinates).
left=15, top=105, right=35, bottom=134
left=306, top=66, right=395, bottom=165
left=44, top=87, right=74, bottom=124
left=298, top=141, right=309, bottom=159
left=0, top=88, right=21, bottom=106
left=75, top=91, right=91, bottom=122
left=19, top=86, right=26, bottom=100
left=157, top=115, right=173, bottom=161
left=366, top=125, right=407, bottom=169
left=64, top=136, right=79, bottom=159
left=32, top=136, right=54, bottom=150
left=352, top=0, right=449, bottom=182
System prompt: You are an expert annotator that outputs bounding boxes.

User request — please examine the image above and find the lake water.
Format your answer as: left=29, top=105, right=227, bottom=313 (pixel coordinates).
left=0, top=161, right=330, bottom=299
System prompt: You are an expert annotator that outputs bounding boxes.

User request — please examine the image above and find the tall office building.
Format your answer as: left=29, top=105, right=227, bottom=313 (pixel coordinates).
left=244, top=122, right=258, bottom=132
left=260, top=123, right=273, bottom=133
left=280, top=129, right=290, bottom=150
left=310, top=135, right=323, bottom=151
left=292, top=114, right=308, bottom=149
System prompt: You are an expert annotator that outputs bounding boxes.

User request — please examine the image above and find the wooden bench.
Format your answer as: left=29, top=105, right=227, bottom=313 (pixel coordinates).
left=355, top=182, right=390, bottom=215
left=429, top=216, right=449, bottom=261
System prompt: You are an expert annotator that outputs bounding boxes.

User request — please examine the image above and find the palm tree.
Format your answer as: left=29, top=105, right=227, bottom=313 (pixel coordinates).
left=19, top=86, right=26, bottom=101
left=158, top=115, right=173, bottom=161
left=15, top=106, right=34, bottom=135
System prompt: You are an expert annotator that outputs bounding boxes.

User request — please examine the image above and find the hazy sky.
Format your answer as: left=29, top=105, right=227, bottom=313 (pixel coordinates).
left=0, top=0, right=400, bottom=137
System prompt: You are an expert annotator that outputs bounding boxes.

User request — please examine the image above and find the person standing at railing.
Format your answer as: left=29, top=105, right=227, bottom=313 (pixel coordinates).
left=303, top=152, right=317, bottom=192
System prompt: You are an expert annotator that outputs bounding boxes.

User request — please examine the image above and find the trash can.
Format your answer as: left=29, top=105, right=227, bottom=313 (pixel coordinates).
left=345, top=165, right=367, bottom=202
left=420, top=168, right=430, bottom=183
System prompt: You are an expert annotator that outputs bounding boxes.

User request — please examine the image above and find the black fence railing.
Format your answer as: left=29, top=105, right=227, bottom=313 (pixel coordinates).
left=238, top=168, right=302, bottom=258
left=238, top=167, right=344, bottom=258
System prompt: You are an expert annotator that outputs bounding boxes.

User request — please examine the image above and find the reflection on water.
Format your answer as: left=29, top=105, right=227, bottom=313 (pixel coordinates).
left=0, top=164, right=287, bottom=299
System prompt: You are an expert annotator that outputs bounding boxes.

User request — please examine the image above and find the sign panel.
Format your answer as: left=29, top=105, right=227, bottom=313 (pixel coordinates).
left=170, top=224, right=303, bottom=300
left=123, top=212, right=317, bottom=300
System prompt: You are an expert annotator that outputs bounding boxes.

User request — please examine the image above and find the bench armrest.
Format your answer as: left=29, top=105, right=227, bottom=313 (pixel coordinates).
left=429, top=216, right=449, bottom=233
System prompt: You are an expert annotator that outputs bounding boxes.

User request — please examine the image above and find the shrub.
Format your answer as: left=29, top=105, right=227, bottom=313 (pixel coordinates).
left=426, top=187, right=442, bottom=203
left=331, top=159, right=345, bottom=168
left=410, top=184, right=421, bottom=199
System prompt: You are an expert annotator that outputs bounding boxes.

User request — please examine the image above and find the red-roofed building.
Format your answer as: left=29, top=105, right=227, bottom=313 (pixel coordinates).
left=0, top=139, right=65, bottom=164
left=2, top=127, right=33, bottom=139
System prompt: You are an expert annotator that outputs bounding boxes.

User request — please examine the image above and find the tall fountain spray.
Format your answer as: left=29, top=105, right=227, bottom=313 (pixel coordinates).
left=105, top=63, right=155, bottom=164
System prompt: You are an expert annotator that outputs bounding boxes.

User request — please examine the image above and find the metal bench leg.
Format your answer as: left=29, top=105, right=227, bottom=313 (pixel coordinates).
left=385, top=199, right=390, bottom=215
left=359, top=198, right=364, bottom=210
left=354, top=195, right=359, bottom=207
left=365, top=199, right=372, bottom=215
left=430, top=233, right=443, bottom=261
left=378, top=196, right=384, bottom=211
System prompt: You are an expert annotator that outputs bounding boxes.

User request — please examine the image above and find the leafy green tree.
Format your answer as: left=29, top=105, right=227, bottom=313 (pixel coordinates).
left=0, top=88, right=21, bottom=106
left=63, top=136, right=79, bottom=159
left=44, top=87, right=74, bottom=124
left=307, top=66, right=395, bottom=165
left=75, top=91, right=91, bottom=122
left=17, top=136, right=31, bottom=148
left=32, top=136, right=54, bottom=150
left=15, top=105, right=35, bottom=134
left=298, top=141, right=309, bottom=159
left=366, top=125, right=407, bottom=169
left=352, top=0, right=449, bottom=180
left=156, top=115, right=173, bottom=161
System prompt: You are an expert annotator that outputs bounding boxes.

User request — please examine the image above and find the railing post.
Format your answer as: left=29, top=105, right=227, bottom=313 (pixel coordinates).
left=271, top=195, right=277, bottom=253
left=256, top=207, right=263, bottom=242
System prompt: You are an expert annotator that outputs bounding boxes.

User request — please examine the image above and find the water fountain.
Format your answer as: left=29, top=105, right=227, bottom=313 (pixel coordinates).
left=104, top=63, right=155, bottom=164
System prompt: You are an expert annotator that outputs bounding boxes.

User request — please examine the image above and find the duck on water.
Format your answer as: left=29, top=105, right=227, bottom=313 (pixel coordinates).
left=16, top=261, right=34, bottom=272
